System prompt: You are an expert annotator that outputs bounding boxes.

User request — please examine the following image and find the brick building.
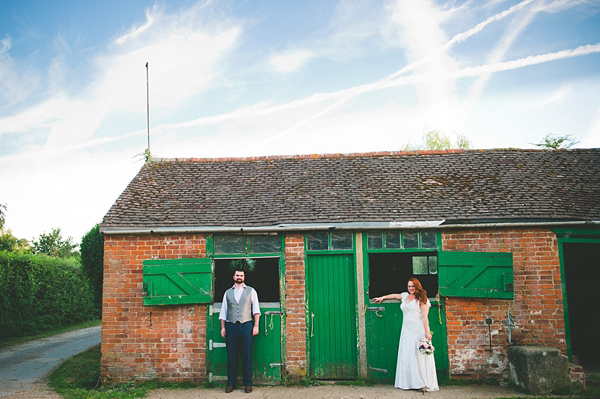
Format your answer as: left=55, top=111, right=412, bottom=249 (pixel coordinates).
left=99, top=149, right=600, bottom=384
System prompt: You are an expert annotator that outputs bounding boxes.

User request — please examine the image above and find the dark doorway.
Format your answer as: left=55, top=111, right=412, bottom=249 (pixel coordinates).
left=562, top=243, right=600, bottom=372
left=214, top=257, right=280, bottom=303
left=369, top=252, right=438, bottom=299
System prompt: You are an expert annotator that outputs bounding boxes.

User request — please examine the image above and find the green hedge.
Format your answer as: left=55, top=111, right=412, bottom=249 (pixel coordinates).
left=0, top=251, right=95, bottom=340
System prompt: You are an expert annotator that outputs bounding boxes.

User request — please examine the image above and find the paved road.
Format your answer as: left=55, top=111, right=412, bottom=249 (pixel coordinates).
left=0, top=326, right=101, bottom=397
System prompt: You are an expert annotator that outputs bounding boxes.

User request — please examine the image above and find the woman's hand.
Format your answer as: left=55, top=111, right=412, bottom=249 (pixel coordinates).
left=373, top=297, right=383, bottom=303
left=425, top=331, right=432, bottom=341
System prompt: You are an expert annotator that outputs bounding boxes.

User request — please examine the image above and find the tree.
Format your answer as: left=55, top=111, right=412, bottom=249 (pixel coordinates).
left=0, top=203, right=6, bottom=230
left=32, top=228, right=78, bottom=258
left=401, top=130, right=471, bottom=151
left=533, top=133, right=579, bottom=150
left=0, top=204, right=30, bottom=253
left=0, top=230, right=29, bottom=253
left=80, top=224, right=104, bottom=316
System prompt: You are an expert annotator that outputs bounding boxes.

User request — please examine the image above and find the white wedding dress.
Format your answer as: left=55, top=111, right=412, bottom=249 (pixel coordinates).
left=394, top=292, right=439, bottom=391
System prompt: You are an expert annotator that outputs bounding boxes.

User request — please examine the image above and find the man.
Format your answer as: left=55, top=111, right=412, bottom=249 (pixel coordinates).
left=219, top=267, right=261, bottom=393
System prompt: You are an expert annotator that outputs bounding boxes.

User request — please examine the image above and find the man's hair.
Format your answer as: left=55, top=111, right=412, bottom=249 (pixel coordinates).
left=233, top=268, right=245, bottom=275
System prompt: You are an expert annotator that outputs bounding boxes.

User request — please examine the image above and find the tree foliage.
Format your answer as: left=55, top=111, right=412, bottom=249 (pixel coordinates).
left=80, top=224, right=104, bottom=316
left=401, top=130, right=471, bottom=151
left=0, top=229, right=29, bottom=253
left=533, top=133, right=579, bottom=150
left=32, top=228, right=79, bottom=258
left=0, top=204, right=30, bottom=253
left=0, top=203, right=5, bottom=229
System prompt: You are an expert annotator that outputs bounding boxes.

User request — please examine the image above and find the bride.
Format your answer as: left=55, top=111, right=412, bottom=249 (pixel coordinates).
left=373, top=277, right=439, bottom=392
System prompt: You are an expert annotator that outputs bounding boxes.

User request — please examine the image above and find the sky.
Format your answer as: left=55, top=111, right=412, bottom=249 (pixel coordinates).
left=1, top=0, right=600, bottom=245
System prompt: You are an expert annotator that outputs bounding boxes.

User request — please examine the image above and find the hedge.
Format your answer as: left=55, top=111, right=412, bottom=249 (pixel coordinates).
left=0, top=251, right=96, bottom=340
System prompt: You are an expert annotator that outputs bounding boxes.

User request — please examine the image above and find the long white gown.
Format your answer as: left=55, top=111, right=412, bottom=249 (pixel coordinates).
left=394, top=292, right=439, bottom=391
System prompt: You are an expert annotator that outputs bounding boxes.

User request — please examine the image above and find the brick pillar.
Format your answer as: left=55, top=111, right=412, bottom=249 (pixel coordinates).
left=284, top=234, right=307, bottom=379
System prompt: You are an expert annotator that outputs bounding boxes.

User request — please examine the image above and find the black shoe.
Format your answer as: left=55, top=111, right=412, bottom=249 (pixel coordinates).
left=245, top=386, right=253, bottom=393
left=225, top=386, right=234, bottom=393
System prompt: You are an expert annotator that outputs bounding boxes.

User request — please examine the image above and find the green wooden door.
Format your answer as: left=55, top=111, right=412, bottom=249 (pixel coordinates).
left=209, top=304, right=282, bottom=384
left=366, top=299, right=448, bottom=382
left=307, top=254, right=358, bottom=379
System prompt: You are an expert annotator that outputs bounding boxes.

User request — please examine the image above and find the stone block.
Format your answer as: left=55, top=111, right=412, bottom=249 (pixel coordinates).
left=508, top=346, right=572, bottom=394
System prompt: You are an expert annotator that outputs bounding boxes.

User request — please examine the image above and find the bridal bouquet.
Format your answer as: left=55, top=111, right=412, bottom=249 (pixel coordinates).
left=418, top=339, right=435, bottom=355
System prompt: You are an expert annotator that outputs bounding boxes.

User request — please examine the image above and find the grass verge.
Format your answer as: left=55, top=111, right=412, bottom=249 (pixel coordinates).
left=48, top=345, right=202, bottom=399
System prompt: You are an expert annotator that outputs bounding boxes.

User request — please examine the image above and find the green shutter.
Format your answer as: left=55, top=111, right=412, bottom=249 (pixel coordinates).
left=142, top=258, right=213, bottom=306
left=438, top=251, right=514, bottom=299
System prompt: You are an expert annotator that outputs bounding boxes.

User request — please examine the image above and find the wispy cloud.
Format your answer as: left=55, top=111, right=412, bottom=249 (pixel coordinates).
left=269, top=50, right=314, bottom=73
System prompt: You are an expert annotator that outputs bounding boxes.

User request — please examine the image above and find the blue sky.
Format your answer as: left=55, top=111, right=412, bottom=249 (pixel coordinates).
left=1, top=0, right=600, bottom=244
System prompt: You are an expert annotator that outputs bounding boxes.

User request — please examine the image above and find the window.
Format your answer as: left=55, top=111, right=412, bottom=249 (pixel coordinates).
left=214, top=234, right=281, bottom=254
left=367, top=230, right=437, bottom=250
left=412, top=255, right=438, bottom=275
left=306, top=231, right=353, bottom=251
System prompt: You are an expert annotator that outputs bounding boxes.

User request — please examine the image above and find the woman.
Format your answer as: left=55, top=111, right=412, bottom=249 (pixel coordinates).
left=373, top=277, right=439, bottom=392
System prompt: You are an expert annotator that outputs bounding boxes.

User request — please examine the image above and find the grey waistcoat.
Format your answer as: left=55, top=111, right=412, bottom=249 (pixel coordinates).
left=226, top=286, right=253, bottom=324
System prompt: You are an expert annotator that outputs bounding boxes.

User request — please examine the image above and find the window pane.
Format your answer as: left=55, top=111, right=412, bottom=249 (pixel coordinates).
left=413, top=256, right=428, bottom=274
left=215, top=235, right=245, bottom=254
left=429, top=256, right=438, bottom=274
left=386, top=232, right=401, bottom=249
left=332, top=232, right=353, bottom=250
left=307, top=232, right=328, bottom=251
left=422, top=231, right=437, bottom=248
left=368, top=232, right=383, bottom=249
left=248, top=235, right=281, bottom=253
left=404, top=231, right=418, bottom=248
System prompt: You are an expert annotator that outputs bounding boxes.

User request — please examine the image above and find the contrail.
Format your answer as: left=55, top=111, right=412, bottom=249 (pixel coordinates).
left=156, top=0, right=540, bottom=133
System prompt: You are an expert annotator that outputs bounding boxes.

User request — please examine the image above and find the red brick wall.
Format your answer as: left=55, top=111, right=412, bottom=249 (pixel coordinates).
left=101, top=234, right=208, bottom=383
left=284, top=234, right=307, bottom=379
left=442, top=228, right=565, bottom=378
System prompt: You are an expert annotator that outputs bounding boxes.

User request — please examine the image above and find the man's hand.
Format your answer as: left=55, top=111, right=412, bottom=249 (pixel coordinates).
left=252, top=325, right=259, bottom=336
left=221, top=327, right=226, bottom=339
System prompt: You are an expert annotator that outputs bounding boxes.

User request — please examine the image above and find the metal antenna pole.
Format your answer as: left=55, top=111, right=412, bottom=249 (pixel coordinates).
left=146, top=62, right=150, bottom=154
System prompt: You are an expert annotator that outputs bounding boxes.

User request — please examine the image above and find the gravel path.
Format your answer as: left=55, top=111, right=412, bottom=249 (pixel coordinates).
left=145, top=384, right=533, bottom=399
left=1, top=382, right=535, bottom=399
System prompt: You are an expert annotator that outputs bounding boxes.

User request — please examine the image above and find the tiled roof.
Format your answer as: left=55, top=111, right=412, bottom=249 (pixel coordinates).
left=100, top=149, right=600, bottom=230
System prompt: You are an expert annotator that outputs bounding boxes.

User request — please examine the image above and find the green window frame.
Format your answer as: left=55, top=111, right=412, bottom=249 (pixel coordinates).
left=306, top=231, right=354, bottom=252
left=213, top=234, right=281, bottom=254
left=367, top=230, right=438, bottom=250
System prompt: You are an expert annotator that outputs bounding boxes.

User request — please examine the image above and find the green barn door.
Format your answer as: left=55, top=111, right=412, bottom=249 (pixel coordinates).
left=366, top=299, right=447, bottom=382
left=209, top=304, right=282, bottom=384
left=307, top=254, right=357, bottom=379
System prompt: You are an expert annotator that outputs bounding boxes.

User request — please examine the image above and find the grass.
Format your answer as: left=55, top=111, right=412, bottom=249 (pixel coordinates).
left=0, top=319, right=102, bottom=350
left=48, top=344, right=205, bottom=399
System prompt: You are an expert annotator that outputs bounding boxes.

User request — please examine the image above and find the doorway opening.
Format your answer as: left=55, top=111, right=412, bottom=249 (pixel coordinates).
left=214, top=257, right=280, bottom=303
left=368, top=252, right=439, bottom=299
left=562, top=243, right=600, bottom=372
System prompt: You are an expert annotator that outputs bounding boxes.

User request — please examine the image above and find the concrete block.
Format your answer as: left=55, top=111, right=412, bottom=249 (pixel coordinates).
left=508, top=346, right=570, bottom=395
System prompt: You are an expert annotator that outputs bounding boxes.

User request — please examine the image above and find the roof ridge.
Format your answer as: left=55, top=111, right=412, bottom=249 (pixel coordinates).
left=148, top=147, right=575, bottom=163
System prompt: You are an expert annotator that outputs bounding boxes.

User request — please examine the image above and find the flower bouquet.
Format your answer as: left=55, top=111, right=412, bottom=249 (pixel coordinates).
left=418, top=339, right=435, bottom=355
